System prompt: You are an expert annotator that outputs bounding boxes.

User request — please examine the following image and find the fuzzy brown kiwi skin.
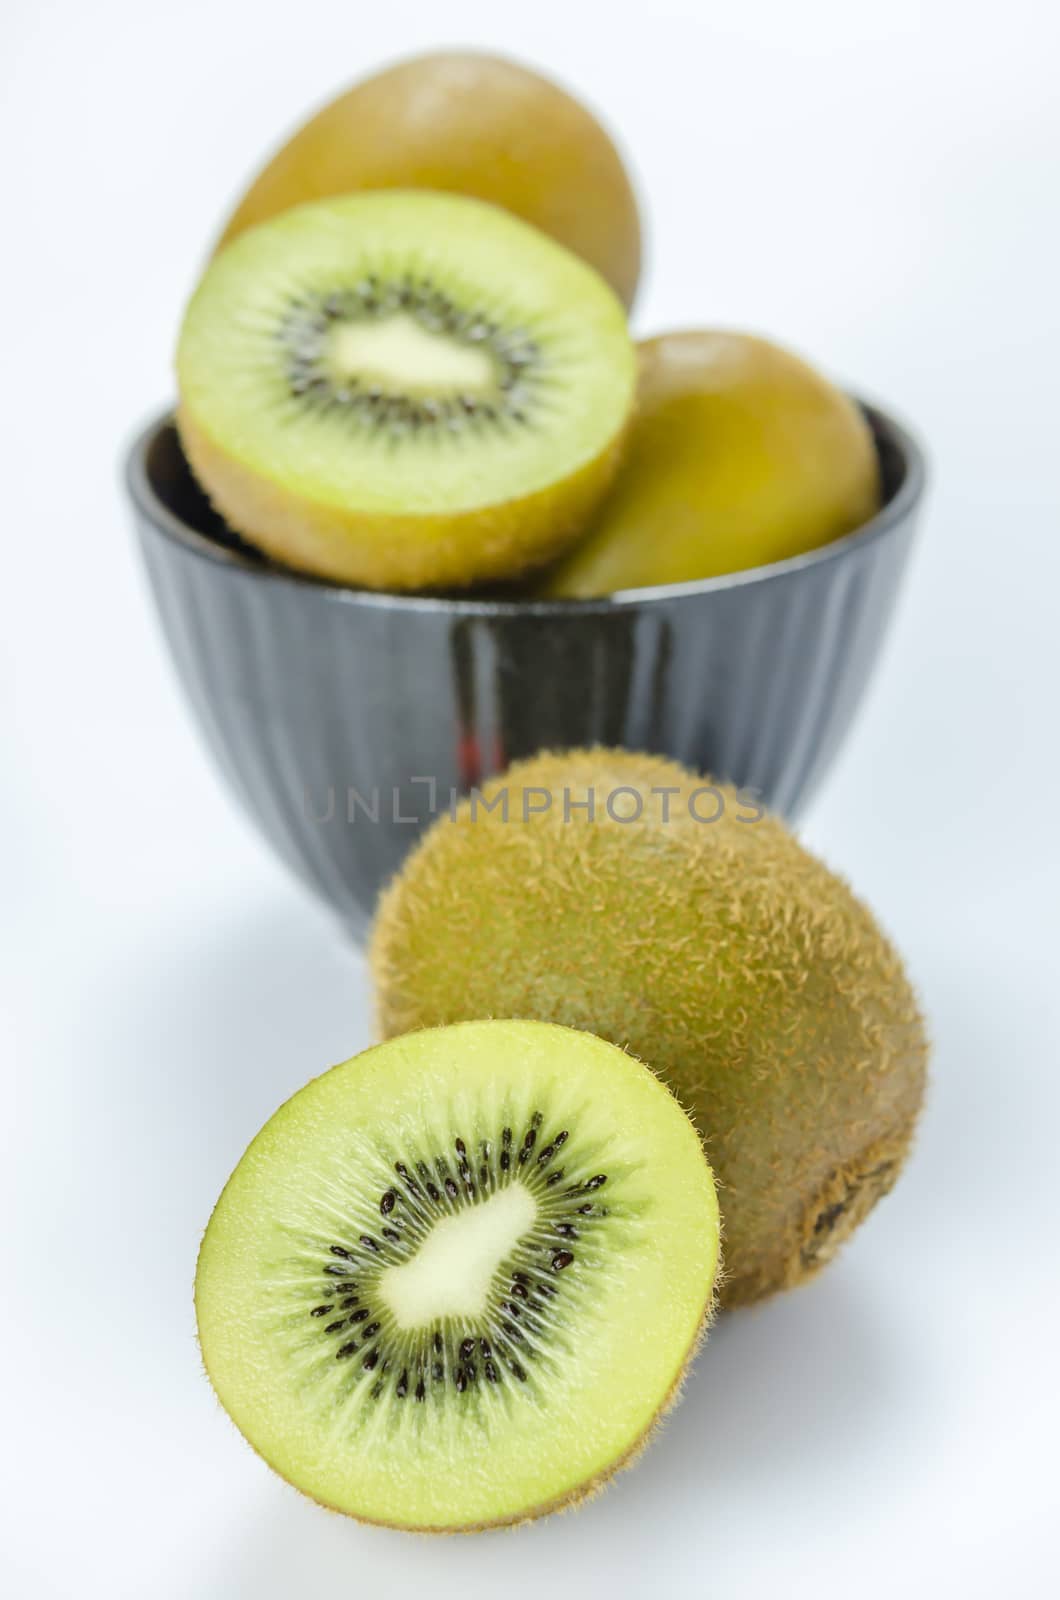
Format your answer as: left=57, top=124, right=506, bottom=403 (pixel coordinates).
left=194, top=1031, right=720, bottom=1534
left=216, top=51, right=642, bottom=310
left=370, top=749, right=929, bottom=1309
left=538, top=331, right=882, bottom=597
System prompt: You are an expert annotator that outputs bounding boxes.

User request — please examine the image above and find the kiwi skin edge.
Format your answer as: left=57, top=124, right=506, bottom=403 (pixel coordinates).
left=370, top=748, right=929, bottom=1309
left=216, top=51, right=643, bottom=311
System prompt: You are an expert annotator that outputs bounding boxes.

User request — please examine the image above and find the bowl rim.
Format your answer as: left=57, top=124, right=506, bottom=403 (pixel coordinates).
left=125, top=398, right=927, bottom=615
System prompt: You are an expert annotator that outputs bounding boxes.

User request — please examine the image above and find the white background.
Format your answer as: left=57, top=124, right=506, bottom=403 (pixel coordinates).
left=3, top=2, right=1059, bottom=1595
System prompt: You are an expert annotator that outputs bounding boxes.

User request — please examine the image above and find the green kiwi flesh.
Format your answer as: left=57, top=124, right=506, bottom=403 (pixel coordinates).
left=195, top=1020, right=719, bottom=1531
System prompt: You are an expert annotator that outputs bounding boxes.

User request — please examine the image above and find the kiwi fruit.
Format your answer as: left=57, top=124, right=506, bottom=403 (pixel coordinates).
left=370, top=750, right=928, bottom=1308
left=195, top=1019, right=719, bottom=1531
left=539, top=331, right=882, bottom=597
left=176, top=191, right=636, bottom=591
left=217, top=51, right=643, bottom=310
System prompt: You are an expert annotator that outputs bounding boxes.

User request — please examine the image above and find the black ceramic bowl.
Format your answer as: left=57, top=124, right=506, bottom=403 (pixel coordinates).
left=127, top=404, right=925, bottom=936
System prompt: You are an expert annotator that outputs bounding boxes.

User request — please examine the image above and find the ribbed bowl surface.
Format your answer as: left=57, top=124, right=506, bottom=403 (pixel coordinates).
left=128, top=406, right=925, bottom=936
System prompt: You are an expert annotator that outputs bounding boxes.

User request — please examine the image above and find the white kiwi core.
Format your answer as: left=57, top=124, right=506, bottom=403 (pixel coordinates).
left=327, top=314, right=498, bottom=397
left=379, top=1181, right=537, bottom=1329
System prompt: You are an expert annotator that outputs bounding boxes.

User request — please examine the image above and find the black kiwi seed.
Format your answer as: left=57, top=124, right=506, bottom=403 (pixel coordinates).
left=382, top=1227, right=400, bottom=1242
left=578, top=1204, right=594, bottom=1215
left=380, top=1190, right=397, bottom=1215
left=485, top=1361, right=499, bottom=1383
left=510, top=1363, right=528, bottom=1382
left=310, top=1304, right=333, bottom=1317
left=415, top=1379, right=426, bottom=1402
left=455, top=1137, right=466, bottom=1156
left=349, top=1308, right=370, bottom=1324
left=455, top=1370, right=468, bottom=1394
left=555, top=1223, right=578, bottom=1239
left=336, top=1342, right=358, bottom=1360
left=510, top=1282, right=528, bottom=1299
left=480, top=1338, right=492, bottom=1357
left=362, top=1322, right=380, bottom=1338
left=445, top=1177, right=458, bottom=1199
left=329, top=1245, right=352, bottom=1259
left=500, top=1150, right=511, bottom=1172
left=502, top=1128, right=512, bottom=1148
left=545, top=1171, right=565, bottom=1187
left=360, top=1235, right=380, bottom=1252
left=324, top=1319, right=347, bottom=1334
left=552, top=1251, right=575, bottom=1272
left=363, top=1350, right=379, bottom=1371
left=396, top=1371, right=408, bottom=1399
left=460, top=1338, right=476, bottom=1360
left=324, top=1264, right=351, bottom=1277
left=433, top=1331, right=443, bottom=1354
left=585, top=1175, right=608, bottom=1191
left=537, top=1144, right=556, bottom=1165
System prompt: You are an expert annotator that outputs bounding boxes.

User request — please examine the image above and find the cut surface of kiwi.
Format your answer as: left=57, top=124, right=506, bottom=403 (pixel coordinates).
left=370, top=751, right=928, bottom=1308
left=195, top=1020, right=719, bottom=1531
left=176, top=191, right=636, bottom=591
left=539, top=330, right=881, bottom=597
left=216, top=51, right=643, bottom=309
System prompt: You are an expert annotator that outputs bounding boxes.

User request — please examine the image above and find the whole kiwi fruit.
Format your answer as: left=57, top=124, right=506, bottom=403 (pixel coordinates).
left=195, top=1020, right=720, bottom=1530
left=217, top=51, right=643, bottom=310
left=370, top=750, right=928, bottom=1308
left=540, top=331, right=882, bottom=596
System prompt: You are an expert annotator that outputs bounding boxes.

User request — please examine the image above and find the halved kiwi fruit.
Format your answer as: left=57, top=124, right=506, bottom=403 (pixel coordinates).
left=539, top=331, right=881, bottom=596
left=176, top=191, right=636, bottom=590
left=370, top=750, right=928, bottom=1308
left=216, top=51, right=643, bottom=310
left=195, top=1019, right=719, bottom=1531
